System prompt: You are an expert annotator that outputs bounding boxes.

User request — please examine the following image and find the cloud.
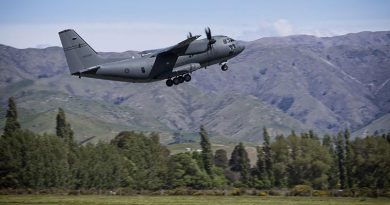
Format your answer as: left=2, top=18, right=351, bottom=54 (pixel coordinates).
left=273, top=19, right=293, bottom=36
left=237, top=19, right=354, bottom=41
left=236, top=19, right=294, bottom=40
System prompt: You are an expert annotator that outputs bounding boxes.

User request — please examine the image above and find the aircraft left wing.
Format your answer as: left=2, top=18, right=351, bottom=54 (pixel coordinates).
left=139, top=35, right=201, bottom=58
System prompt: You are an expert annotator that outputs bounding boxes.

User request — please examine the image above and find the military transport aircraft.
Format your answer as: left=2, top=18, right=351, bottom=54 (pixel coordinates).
left=58, top=27, right=245, bottom=87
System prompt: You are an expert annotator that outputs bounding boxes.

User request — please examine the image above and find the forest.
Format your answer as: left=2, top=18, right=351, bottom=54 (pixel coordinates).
left=1, top=97, right=390, bottom=197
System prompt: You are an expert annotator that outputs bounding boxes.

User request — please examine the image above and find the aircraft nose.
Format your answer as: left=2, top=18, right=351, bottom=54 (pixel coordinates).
left=237, top=42, right=245, bottom=53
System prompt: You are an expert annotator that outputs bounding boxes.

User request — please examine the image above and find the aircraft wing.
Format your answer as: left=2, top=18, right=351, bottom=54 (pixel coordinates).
left=139, top=35, right=201, bottom=58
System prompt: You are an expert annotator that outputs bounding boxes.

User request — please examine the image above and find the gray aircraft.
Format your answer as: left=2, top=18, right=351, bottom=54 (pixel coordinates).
left=58, top=27, right=245, bottom=87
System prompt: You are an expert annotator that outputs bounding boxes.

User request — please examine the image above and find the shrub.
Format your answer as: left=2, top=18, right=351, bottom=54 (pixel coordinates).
left=258, top=191, right=267, bottom=196
left=291, top=185, right=313, bottom=196
left=230, top=188, right=241, bottom=196
left=312, top=190, right=328, bottom=197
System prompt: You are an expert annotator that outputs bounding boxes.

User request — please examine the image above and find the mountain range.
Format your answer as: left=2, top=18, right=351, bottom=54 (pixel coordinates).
left=1, top=31, right=389, bottom=143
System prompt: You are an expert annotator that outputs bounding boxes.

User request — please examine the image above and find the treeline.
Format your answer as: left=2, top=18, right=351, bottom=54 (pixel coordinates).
left=1, top=97, right=390, bottom=197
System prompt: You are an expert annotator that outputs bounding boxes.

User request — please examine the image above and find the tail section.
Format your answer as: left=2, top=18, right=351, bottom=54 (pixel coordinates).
left=58, top=29, right=103, bottom=74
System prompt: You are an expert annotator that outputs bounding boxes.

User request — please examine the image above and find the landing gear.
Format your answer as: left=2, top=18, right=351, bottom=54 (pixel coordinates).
left=178, top=76, right=184, bottom=83
left=166, top=74, right=192, bottom=87
left=221, top=64, right=228, bottom=71
left=184, top=74, right=191, bottom=82
left=173, top=77, right=180, bottom=85
left=166, top=79, right=173, bottom=87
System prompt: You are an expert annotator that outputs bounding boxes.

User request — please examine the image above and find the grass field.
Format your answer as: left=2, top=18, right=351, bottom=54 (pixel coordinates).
left=0, top=195, right=389, bottom=205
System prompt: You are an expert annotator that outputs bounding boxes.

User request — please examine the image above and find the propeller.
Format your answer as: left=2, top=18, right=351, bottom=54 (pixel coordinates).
left=205, top=27, right=216, bottom=49
left=187, top=32, right=193, bottom=39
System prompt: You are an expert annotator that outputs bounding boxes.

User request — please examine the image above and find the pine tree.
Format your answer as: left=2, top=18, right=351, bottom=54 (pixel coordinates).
left=199, top=125, right=213, bottom=175
left=263, top=127, right=274, bottom=186
left=214, top=149, right=228, bottom=169
left=344, top=128, right=353, bottom=189
left=255, top=145, right=268, bottom=187
left=3, top=97, right=21, bottom=137
left=322, top=134, right=338, bottom=189
left=336, top=132, right=346, bottom=189
left=270, top=135, right=289, bottom=188
left=56, top=108, right=74, bottom=144
left=387, top=133, right=390, bottom=143
left=229, top=142, right=250, bottom=184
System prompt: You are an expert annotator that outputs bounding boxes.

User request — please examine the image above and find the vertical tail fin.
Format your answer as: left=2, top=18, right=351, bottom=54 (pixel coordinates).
left=58, top=29, right=103, bottom=74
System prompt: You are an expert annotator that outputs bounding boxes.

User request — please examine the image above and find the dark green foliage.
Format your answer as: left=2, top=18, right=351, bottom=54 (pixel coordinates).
left=199, top=126, right=213, bottom=176
left=322, top=134, right=338, bottom=189
left=0, top=130, right=70, bottom=188
left=351, top=136, right=390, bottom=189
left=254, top=145, right=270, bottom=188
left=344, top=129, right=353, bottom=189
left=214, top=149, right=228, bottom=169
left=192, top=151, right=204, bottom=170
left=270, top=135, right=288, bottom=188
left=56, top=108, right=74, bottom=144
left=167, top=153, right=211, bottom=189
left=229, top=142, right=250, bottom=184
left=1, top=100, right=390, bottom=192
left=336, top=132, right=346, bottom=189
left=111, top=131, right=169, bottom=190
left=286, top=133, right=331, bottom=189
left=262, top=127, right=274, bottom=186
left=2, top=97, right=21, bottom=137
left=75, top=142, right=129, bottom=189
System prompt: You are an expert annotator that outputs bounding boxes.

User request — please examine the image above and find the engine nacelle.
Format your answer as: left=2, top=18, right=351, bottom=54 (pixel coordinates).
left=183, top=39, right=209, bottom=55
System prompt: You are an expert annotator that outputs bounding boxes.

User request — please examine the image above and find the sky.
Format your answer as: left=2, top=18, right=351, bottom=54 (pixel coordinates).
left=0, top=0, right=389, bottom=51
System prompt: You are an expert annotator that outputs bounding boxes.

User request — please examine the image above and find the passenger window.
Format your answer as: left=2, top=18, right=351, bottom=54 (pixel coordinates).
left=141, top=67, right=145, bottom=73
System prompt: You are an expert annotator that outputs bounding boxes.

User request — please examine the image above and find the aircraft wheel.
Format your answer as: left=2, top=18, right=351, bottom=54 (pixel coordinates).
left=166, top=79, right=173, bottom=87
left=184, top=74, right=191, bottom=82
left=178, top=76, right=185, bottom=83
left=173, top=77, right=180, bottom=85
left=221, top=64, right=228, bottom=71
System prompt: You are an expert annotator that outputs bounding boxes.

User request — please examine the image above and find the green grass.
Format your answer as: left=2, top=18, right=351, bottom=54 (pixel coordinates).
left=0, top=195, right=389, bottom=205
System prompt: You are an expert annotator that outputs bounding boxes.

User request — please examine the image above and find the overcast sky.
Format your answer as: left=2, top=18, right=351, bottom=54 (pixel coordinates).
left=1, top=0, right=389, bottom=51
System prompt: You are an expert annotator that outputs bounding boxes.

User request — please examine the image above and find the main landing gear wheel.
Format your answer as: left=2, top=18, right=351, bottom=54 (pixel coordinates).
left=221, top=64, right=228, bottom=71
left=178, top=76, right=184, bottom=83
left=166, top=79, right=173, bottom=87
left=184, top=74, right=191, bottom=82
left=173, top=77, right=180, bottom=85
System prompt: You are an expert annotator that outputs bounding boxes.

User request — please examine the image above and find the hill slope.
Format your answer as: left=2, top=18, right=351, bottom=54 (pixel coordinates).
left=1, top=31, right=389, bottom=142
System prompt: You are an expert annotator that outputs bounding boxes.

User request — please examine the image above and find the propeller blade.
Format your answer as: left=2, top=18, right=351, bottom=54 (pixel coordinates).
left=187, top=32, right=192, bottom=39
left=205, top=27, right=212, bottom=40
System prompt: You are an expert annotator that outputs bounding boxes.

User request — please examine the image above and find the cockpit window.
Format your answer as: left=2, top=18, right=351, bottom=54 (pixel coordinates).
left=224, top=38, right=235, bottom=44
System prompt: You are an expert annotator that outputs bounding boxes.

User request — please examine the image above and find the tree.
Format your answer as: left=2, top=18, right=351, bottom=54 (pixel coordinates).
left=199, top=125, right=213, bottom=175
left=322, top=134, right=338, bottom=189
left=167, top=153, right=211, bottom=189
left=229, top=142, right=250, bottom=184
left=56, top=108, right=74, bottom=144
left=344, top=128, right=353, bottom=189
left=336, top=132, right=346, bottom=189
left=214, top=149, right=228, bottom=169
left=2, top=97, right=21, bottom=137
left=351, top=136, right=390, bottom=190
left=270, top=135, right=288, bottom=188
left=263, top=127, right=274, bottom=186
left=111, top=131, right=169, bottom=190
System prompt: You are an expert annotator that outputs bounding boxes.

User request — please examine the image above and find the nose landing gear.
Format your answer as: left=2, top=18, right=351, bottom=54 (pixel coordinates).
left=166, top=74, right=192, bottom=87
left=221, top=64, right=228, bottom=71
left=220, top=62, right=229, bottom=71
